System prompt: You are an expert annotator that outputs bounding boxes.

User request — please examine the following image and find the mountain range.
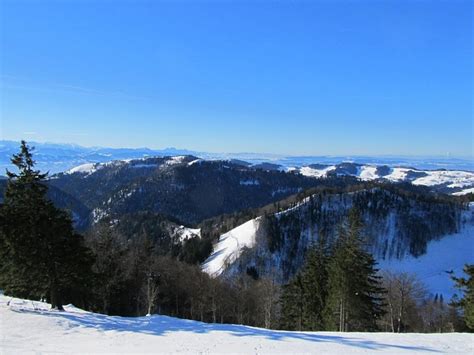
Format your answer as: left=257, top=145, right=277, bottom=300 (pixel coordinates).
left=1, top=140, right=473, bottom=174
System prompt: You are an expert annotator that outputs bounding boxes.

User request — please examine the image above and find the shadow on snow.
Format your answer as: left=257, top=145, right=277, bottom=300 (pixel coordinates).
left=11, top=306, right=440, bottom=353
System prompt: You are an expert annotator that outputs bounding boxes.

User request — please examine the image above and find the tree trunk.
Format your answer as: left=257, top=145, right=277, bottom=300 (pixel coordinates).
left=50, top=285, right=64, bottom=311
left=389, top=300, right=395, bottom=333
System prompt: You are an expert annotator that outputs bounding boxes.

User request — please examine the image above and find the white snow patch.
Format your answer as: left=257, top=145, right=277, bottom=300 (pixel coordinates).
left=412, top=170, right=474, bottom=188
left=165, top=156, right=186, bottom=166
left=202, top=218, right=261, bottom=277
left=384, top=168, right=409, bottom=182
left=359, top=166, right=379, bottom=181
left=175, top=226, right=201, bottom=241
left=91, top=208, right=108, bottom=224
left=1, top=294, right=473, bottom=354
left=453, top=187, right=474, bottom=196
left=188, top=158, right=203, bottom=166
left=300, top=165, right=336, bottom=178
left=66, top=163, right=101, bottom=175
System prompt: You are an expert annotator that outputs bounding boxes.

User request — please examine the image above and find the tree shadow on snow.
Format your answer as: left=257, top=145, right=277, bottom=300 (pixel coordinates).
left=10, top=307, right=440, bottom=352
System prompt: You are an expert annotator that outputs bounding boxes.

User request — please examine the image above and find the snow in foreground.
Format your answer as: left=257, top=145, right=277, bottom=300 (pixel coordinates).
left=1, top=295, right=473, bottom=354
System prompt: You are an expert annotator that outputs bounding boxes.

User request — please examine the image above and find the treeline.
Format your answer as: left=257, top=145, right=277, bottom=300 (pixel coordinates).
left=0, top=142, right=472, bottom=333
left=83, top=222, right=280, bottom=325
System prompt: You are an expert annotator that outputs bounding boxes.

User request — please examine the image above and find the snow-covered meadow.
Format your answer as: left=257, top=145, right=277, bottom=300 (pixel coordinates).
left=1, top=294, right=472, bottom=354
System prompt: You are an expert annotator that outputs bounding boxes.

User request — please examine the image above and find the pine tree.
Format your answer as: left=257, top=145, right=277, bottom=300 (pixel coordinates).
left=279, top=234, right=329, bottom=331
left=300, top=234, right=329, bottom=330
left=0, top=141, right=92, bottom=310
left=85, top=223, right=127, bottom=314
left=279, top=274, right=305, bottom=330
left=322, top=224, right=351, bottom=331
left=452, top=264, right=474, bottom=331
left=322, top=208, right=385, bottom=331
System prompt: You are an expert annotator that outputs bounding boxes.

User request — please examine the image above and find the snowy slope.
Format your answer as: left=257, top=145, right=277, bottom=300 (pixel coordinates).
left=453, top=187, right=474, bottom=196
left=1, top=294, right=472, bottom=355
left=378, top=222, right=474, bottom=297
left=202, top=218, right=261, bottom=277
left=202, top=198, right=474, bottom=297
left=65, top=162, right=102, bottom=175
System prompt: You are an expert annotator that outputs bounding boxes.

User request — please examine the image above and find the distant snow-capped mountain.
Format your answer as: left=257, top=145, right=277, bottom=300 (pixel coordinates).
left=1, top=140, right=472, bottom=174
left=0, top=140, right=196, bottom=174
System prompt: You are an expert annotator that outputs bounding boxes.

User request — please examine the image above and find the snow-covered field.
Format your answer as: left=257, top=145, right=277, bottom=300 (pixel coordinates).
left=1, top=294, right=472, bottom=355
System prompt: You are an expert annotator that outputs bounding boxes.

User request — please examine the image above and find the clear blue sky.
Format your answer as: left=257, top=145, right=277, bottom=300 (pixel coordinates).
left=1, top=0, right=472, bottom=157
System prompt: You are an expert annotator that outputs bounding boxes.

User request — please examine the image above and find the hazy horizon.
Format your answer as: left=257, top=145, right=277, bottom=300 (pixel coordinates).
left=2, top=138, right=474, bottom=160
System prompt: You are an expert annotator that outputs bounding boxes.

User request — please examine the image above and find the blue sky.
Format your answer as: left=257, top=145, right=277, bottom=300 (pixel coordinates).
left=1, top=0, right=472, bottom=156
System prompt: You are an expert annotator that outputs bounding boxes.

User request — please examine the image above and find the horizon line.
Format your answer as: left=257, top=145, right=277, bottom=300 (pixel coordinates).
left=1, top=139, right=473, bottom=161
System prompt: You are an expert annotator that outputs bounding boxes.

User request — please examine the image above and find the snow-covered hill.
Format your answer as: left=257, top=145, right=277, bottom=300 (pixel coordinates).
left=296, top=163, right=474, bottom=195
left=203, top=192, right=474, bottom=297
left=48, top=156, right=319, bottom=226
left=1, top=294, right=472, bottom=355
left=2, top=140, right=473, bottom=183
left=63, top=159, right=474, bottom=196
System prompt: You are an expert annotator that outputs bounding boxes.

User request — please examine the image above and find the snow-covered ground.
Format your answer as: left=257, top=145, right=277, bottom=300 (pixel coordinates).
left=65, top=162, right=103, bottom=175
left=202, top=218, right=261, bottom=277
left=174, top=225, right=201, bottom=241
left=298, top=164, right=474, bottom=192
left=1, top=294, right=472, bottom=355
left=378, top=222, right=474, bottom=298
left=453, top=187, right=474, bottom=196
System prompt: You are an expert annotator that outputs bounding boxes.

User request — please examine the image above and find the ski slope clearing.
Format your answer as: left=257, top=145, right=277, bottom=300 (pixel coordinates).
left=202, top=218, right=261, bottom=276
left=1, top=295, right=472, bottom=355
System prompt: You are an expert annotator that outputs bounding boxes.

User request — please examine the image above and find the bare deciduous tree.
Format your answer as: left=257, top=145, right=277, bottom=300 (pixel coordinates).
left=381, top=271, right=426, bottom=332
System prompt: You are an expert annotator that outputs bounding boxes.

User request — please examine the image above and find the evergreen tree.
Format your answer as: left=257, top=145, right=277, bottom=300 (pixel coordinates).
left=322, top=224, right=351, bottom=331
left=85, top=223, right=127, bottom=314
left=323, top=208, right=384, bottom=331
left=300, top=234, right=329, bottom=330
left=279, top=274, right=305, bottom=330
left=280, top=234, right=329, bottom=331
left=0, top=141, right=92, bottom=310
left=452, top=264, right=474, bottom=331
